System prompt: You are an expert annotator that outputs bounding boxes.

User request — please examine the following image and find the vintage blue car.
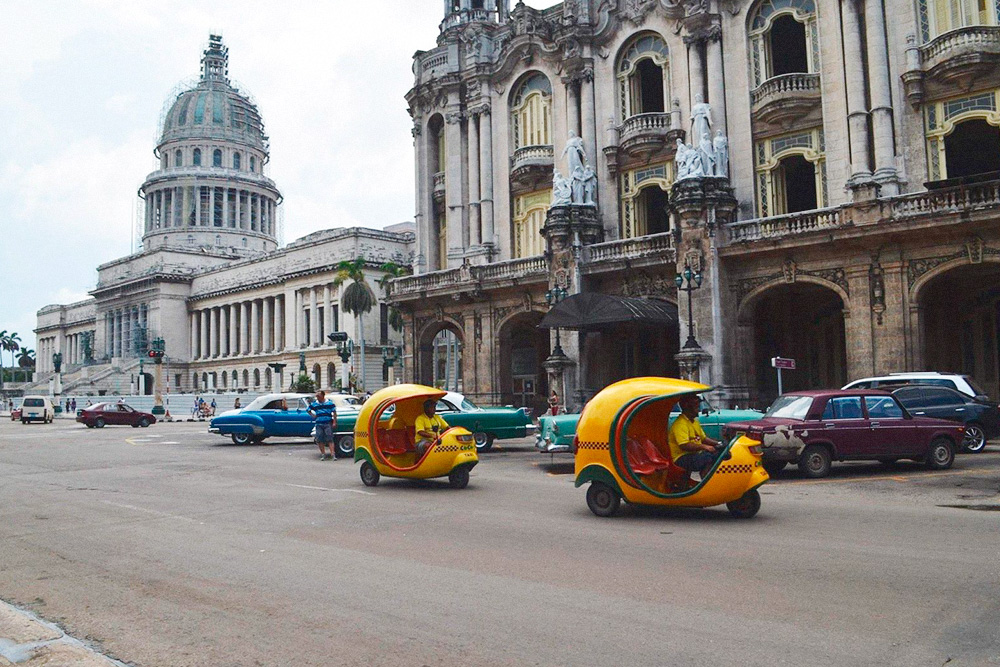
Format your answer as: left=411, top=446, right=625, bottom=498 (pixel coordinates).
left=209, top=392, right=362, bottom=456
left=535, top=399, right=764, bottom=453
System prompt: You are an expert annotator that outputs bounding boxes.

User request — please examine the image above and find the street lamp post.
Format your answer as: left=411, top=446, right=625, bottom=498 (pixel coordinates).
left=267, top=362, right=286, bottom=393
left=148, top=337, right=165, bottom=415
left=544, top=286, right=569, bottom=355
left=382, top=345, right=402, bottom=386
left=51, top=352, right=63, bottom=412
left=329, top=332, right=354, bottom=392
left=675, top=263, right=703, bottom=350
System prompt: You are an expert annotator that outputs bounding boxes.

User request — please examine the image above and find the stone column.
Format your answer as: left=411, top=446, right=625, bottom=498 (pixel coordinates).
left=295, top=290, right=305, bottom=348
left=413, top=121, right=429, bottom=274
left=195, top=186, right=203, bottom=227
left=222, top=188, right=229, bottom=228
left=275, top=295, right=285, bottom=351
left=687, top=38, right=705, bottom=110
left=843, top=0, right=873, bottom=186
left=479, top=108, right=494, bottom=247
left=566, top=77, right=581, bottom=137
left=324, top=286, right=333, bottom=339
left=251, top=299, right=260, bottom=354
left=468, top=113, right=482, bottom=248
left=254, top=194, right=261, bottom=232
left=444, top=111, right=464, bottom=266
left=191, top=312, right=199, bottom=361
left=284, top=290, right=297, bottom=351
left=238, top=302, right=248, bottom=354
left=262, top=297, right=272, bottom=352
left=865, top=0, right=898, bottom=195
left=705, top=34, right=727, bottom=136
left=228, top=304, right=238, bottom=357
left=310, top=287, right=320, bottom=347
left=581, top=70, right=598, bottom=184
left=200, top=309, right=209, bottom=360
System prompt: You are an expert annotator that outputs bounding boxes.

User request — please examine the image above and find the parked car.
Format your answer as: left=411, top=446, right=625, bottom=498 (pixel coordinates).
left=20, top=396, right=54, bottom=424
left=434, top=392, right=535, bottom=452
left=11, top=407, right=22, bottom=422
left=535, top=399, right=764, bottom=453
left=208, top=393, right=360, bottom=456
left=726, top=390, right=965, bottom=478
left=843, top=372, right=991, bottom=403
left=216, top=392, right=361, bottom=418
left=76, top=402, right=156, bottom=428
left=891, top=385, right=1000, bottom=453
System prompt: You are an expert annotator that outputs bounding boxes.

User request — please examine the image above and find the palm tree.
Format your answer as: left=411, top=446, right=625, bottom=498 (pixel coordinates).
left=15, top=348, right=34, bottom=383
left=377, top=261, right=411, bottom=333
left=332, top=258, right=375, bottom=391
left=0, top=331, right=21, bottom=384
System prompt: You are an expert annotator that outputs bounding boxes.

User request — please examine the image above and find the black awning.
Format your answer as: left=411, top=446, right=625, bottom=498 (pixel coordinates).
left=538, top=293, right=678, bottom=331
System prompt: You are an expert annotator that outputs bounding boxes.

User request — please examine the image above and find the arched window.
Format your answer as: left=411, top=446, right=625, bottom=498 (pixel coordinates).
left=213, top=149, right=222, bottom=167
left=231, top=370, right=238, bottom=388
left=619, top=163, right=674, bottom=238
left=617, top=33, right=670, bottom=120
left=241, top=237, right=248, bottom=247
left=924, top=91, right=1000, bottom=180
left=327, top=363, right=336, bottom=387
left=175, top=149, right=183, bottom=167
left=187, top=235, right=195, bottom=245
left=215, top=235, right=222, bottom=245
left=253, top=368, right=261, bottom=387
left=192, top=372, right=199, bottom=389
left=747, top=0, right=817, bottom=87
left=233, top=152, right=241, bottom=169
left=265, top=367, right=272, bottom=388
left=511, top=73, right=552, bottom=150
left=513, top=190, right=549, bottom=258
left=242, top=369, right=249, bottom=387
left=754, top=128, right=827, bottom=216
left=250, top=156, right=256, bottom=172
left=312, top=363, right=321, bottom=388
left=920, top=0, right=1000, bottom=41
left=193, top=148, right=202, bottom=166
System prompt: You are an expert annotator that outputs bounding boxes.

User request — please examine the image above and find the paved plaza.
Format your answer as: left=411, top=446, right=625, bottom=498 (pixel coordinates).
left=1, top=420, right=998, bottom=666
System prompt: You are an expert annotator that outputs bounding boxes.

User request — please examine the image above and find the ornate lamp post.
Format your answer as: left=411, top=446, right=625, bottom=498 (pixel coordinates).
left=329, top=332, right=354, bottom=392
left=382, top=345, right=402, bottom=386
left=51, top=352, right=63, bottom=412
left=675, top=263, right=703, bottom=350
left=149, top=337, right=165, bottom=415
left=544, top=286, right=569, bottom=355
left=267, top=362, right=286, bottom=393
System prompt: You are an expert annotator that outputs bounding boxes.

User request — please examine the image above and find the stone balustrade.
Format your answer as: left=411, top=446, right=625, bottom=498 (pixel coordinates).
left=750, top=73, right=821, bottom=106
left=920, top=26, right=1000, bottom=63
left=432, top=171, right=445, bottom=201
left=727, top=208, right=844, bottom=242
left=477, top=255, right=548, bottom=282
left=510, top=145, right=554, bottom=173
left=749, top=73, right=822, bottom=126
left=392, top=255, right=548, bottom=298
left=617, top=113, right=675, bottom=154
left=585, top=232, right=675, bottom=264
left=888, top=179, right=1000, bottom=218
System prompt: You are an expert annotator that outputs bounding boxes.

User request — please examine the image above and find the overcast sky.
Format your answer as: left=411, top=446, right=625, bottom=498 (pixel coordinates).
left=1, top=0, right=558, bottom=355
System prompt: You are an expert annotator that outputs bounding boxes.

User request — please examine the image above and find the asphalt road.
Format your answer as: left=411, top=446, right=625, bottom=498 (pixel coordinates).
left=1, top=419, right=998, bottom=667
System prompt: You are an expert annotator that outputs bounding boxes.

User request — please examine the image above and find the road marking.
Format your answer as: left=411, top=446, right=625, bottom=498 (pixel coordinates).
left=784, top=466, right=999, bottom=485
left=285, top=483, right=375, bottom=495
left=99, top=500, right=198, bottom=522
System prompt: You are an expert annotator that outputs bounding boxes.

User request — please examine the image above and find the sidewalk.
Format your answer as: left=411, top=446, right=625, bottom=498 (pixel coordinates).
left=0, top=599, right=127, bottom=666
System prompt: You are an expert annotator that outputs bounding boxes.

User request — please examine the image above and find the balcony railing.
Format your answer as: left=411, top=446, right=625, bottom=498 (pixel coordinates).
left=727, top=208, right=845, bottom=243
left=888, top=178, right=1000, bottom=218
left=392, top=255, right=548, bottom=298
left=585, top=232, right=675, bottom=263
left=920, top=25, right=1000, bottom=63
left=432, top=171, right=445, bottom=201
left=751, top=73, right=821, bottom=106
left=510, top=145, right=554, bottom=173
left=750, top=73, right=822, bottom=124
left=617, top=113, right=675, bottom=153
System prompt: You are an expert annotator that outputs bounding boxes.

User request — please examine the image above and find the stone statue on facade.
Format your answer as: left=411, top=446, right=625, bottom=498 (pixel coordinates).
left=675, top=100, right=730, bottom=182
left=561, top=131, right=586, bottom=177
left=582, top=166, right=597, bottom=205
left=552, top=169, right=572, bottom=205
left=551, top=132, right=599, bottom=207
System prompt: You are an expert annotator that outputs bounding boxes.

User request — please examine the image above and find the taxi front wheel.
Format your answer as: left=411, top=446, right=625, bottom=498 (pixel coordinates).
left=726, top=489, right=761, bottom=519
left=586, top=482, right=621, bottom=517
left=360, top=461, right=380, bottom=487
left=448, top=465, right=471, bottom=489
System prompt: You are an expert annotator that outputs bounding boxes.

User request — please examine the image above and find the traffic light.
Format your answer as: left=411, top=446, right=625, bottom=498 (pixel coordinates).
left=148, top=350, right=158, bottom=358
left=327, top=331, right=349, bottom=343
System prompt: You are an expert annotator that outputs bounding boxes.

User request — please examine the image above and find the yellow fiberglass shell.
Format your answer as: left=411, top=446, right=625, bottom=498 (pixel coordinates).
left=354, top=383, right=478, bottom=480
left=574, top=377, right=768, bottom=508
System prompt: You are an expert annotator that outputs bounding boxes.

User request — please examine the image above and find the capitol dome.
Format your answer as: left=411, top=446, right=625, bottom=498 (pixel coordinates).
left=140, top=35, right=281, bottom=257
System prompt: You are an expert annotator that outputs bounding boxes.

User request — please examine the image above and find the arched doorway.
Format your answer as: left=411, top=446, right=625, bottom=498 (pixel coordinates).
left=744, top=282, right=847, bottom=407
left=944, top=119, right=1000, bottom=179
left=418, top=322, right=464, bottom=392
left=498, top=311, right=549, bottom=414
left=917, top=262, right=1000, bottom=400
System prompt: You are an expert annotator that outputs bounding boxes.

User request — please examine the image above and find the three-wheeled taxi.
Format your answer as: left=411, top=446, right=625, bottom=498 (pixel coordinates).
left=354, top=384, right=479, bottom=488
left=575, top=377, right=769, bottom=518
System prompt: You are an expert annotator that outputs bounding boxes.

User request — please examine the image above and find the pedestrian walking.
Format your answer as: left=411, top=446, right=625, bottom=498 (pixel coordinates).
left=191, top=397, right=200, bottom=418
left=70, top=398, right=77, bottom=413
left=210, top=398, right=217, bottom=416
left=308, top=390, right=337, bottom=460
left=548, top=390, right=561, bottom=416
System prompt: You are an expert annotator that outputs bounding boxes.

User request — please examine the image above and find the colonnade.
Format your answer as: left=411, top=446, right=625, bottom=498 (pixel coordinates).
left=190, top=284, right=345, bottom=361
left=144, top=185, right=277, bottom=236
left=104, top=305, right=148, bottom=359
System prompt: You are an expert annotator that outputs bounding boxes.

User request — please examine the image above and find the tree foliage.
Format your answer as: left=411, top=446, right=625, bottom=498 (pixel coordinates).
left=292, top=373, right=316, bottom=393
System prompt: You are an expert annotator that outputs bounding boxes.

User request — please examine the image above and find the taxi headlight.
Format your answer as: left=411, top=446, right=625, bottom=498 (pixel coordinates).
left=456, top=434, right=474, bottom=444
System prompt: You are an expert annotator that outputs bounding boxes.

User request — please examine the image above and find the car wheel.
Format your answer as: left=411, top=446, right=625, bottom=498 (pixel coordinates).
left=962, top=423, right=987, bottom=453
left=95, top=418, right=105, bottom=429
left=473, top=432, right=494, bottom=452
left=232, top=433, right=252, bottom=446
left=336, top=435, right=355, bottom=458
left=448, top=465, right=471, bottom=489
left=21, top=419, right=27, bottom=425
left=798, top=445, right=832, bottom=478
left=586, top=482, right=621, bottom=518
left=726, top=488, right=762, bottom=519
left=926, top=437, right=955, bottom=470
left=138, top=418, right=150, bottom=428
left=131, top=423, right=139, bottom=428
left=86, top=424, right=94, bottom=429
left=360, top=461, right=380, bottom=487
left=762, top=461, right=787, bottom=476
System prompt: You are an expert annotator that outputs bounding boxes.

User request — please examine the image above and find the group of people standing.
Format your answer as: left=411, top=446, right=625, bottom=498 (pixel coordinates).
left=190, top=396, right=217, bottom=418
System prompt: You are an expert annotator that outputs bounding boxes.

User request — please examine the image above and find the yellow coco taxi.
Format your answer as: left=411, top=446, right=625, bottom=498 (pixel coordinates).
left=354, top=384, right=479, bottom=489
left=574, top=377, right=769, bottom=519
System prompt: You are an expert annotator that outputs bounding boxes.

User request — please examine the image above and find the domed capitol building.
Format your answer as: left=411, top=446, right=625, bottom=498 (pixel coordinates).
left=33, top=36, right=414, bottom=398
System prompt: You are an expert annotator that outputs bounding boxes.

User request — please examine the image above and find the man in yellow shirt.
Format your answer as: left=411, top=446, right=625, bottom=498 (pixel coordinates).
left=668, top=394, right=722, bottom=479
left=414, top=399, right=449, bottom=460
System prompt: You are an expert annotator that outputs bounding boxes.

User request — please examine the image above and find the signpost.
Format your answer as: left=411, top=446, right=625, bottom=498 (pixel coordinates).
left=771, top=356, right=796, bottom=395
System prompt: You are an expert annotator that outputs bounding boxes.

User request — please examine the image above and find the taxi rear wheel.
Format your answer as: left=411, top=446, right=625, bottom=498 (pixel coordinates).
left=448, top=465, right=471, bottom=489
left=473, top=432, right=494, bottom=452
left=336, top=435, right=355, bottom=458
left=360, top=461, right=380, bottom=487
left=586, top=482, right=621, bottom=517
left=727, top=489, right=761, bottom=519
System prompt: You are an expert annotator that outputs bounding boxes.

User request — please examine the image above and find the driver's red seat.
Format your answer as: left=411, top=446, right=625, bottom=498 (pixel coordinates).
left=378, top=429, right=411, bottom=455
left=640, top=437, right=693, bottom=490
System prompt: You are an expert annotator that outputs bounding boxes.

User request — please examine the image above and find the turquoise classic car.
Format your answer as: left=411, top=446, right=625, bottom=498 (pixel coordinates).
left=435, top=392, right=536, bottom=452
left=535, top=399, right=763, bottom=453
left=209, top=392, right=362, bottom=457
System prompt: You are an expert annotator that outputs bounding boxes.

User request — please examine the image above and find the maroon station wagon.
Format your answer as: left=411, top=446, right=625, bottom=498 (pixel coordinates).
left=726, top=390, right=965, bottom=478
left=77, top=403, right=157, bottom=429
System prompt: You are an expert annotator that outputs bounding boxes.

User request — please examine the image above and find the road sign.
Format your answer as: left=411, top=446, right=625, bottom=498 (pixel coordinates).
left=771, top=357, right=796, bottom=370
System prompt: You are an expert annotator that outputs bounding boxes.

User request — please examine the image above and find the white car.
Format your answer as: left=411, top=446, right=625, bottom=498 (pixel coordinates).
left=843, top=372, right=991, bottom=403
left=20, top=396, right=55, bottom=424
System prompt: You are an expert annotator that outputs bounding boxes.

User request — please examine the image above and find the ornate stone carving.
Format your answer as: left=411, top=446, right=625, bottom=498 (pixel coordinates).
left=622, top=271, right=675, bottom=298
left=782, top=258, right=797, bottom=283
left=732, top=266, right=850, bottom=306
left=869, top=254, right=886, bottom=326
left=907, top=249, right=966, bottom=288
left=675, top=97, right=730, bottom=180
left=966, top=236, right=984, bottom=263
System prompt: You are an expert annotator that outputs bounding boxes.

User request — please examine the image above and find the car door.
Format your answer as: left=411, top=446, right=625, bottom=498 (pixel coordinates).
left=918, top=388, right=968, bottom=424
left=104, top=404, right=123, bottom=425
left=275, top=398, right=314, bottom=437
left=818, top=396, right=870, bottom=458
left=863, top=395, right=913, bottom=456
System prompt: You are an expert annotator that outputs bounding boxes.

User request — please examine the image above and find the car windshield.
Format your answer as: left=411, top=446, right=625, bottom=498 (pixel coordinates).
left=963, top=376, right=989, bottom=397
left=460, top=399, right=478, bottom=411
left=765, top=395, right=813, bottom=420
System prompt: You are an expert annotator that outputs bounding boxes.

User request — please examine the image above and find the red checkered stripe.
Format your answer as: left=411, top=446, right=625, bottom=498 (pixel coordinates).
left=717, top=463, right=753, bottom=474
left=357, top=431, right=369, bottom=439
left=576, top=441, right=609, bottom=451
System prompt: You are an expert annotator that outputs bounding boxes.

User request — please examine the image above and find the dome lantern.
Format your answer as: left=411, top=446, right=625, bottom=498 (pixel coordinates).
left=201, top=34, right=229, bottom=83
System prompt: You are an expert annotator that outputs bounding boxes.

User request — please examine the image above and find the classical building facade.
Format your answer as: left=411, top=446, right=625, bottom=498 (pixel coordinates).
left=33, top=36, right=414, bottom=398
left=391, top=0, right=1000, bottom=412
